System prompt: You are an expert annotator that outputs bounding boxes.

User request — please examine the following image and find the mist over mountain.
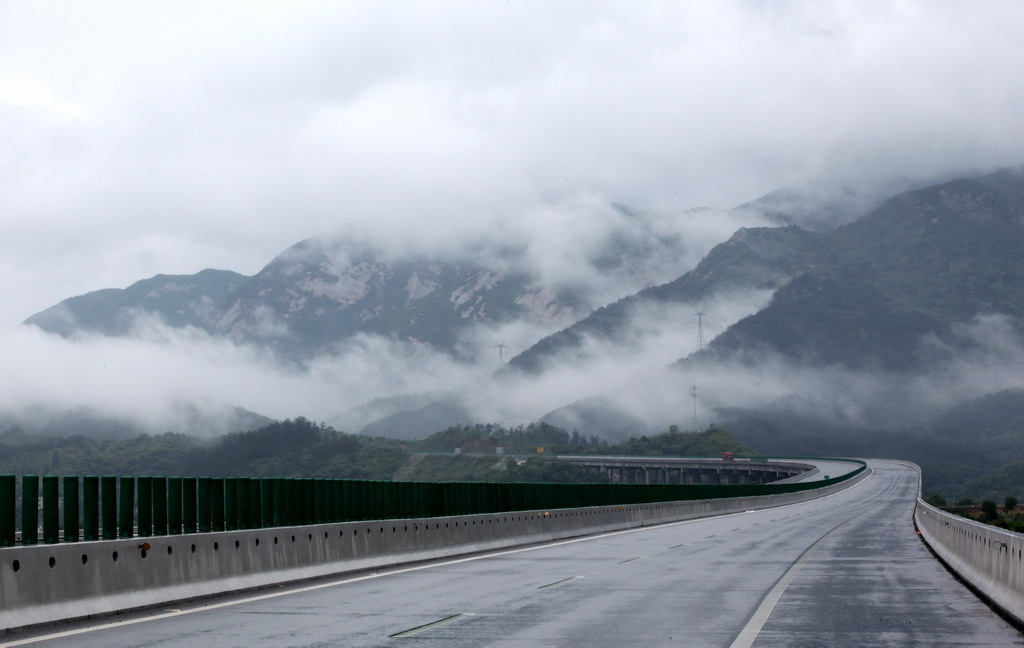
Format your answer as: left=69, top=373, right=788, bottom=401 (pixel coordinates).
left=488, top=168, right=1024, bottom=460
left=14, top=166, right=1024, bottom=492
left=24, top=201, right=742, bottom=362
left=205, top=237, right=582, bottom=359
left=0, top=402, right=271, bottom=442
left=701, top=166, right=1024, bottom=369
left=734, top=175, right=930, bottom=232
left=505, top=225, right=824, bottom=375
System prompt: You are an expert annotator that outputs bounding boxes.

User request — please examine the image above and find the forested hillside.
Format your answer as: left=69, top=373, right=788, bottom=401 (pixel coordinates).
left=0, top=419, right=753, bottom=485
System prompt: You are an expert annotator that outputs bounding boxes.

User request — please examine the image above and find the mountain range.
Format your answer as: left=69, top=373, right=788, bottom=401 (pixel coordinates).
left=17, top=168, right=1024, bottom=450
left=26, top=203, right=737, bottom=361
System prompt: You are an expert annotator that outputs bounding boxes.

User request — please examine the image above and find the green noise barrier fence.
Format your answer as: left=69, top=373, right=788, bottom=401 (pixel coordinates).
left=0, top=460, right=865, bottom=547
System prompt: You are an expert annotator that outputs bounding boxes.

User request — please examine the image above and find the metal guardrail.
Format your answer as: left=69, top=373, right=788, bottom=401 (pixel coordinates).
left=0, top=460, right=867, bottom=547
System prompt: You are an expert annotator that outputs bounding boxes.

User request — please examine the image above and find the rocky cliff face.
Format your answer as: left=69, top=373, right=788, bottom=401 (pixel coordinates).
left=204, top=237, right=585, bottom=357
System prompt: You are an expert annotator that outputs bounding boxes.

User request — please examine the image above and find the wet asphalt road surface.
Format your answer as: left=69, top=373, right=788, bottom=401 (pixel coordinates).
left=7, top=460, right=1021, bottom=647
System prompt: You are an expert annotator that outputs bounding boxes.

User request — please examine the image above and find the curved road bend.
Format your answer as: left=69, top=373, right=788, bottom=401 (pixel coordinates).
left=6, top=461, right=1021, bottom=647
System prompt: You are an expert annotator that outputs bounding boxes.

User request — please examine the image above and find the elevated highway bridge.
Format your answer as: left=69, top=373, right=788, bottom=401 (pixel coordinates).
left=548, top=455, right=813, bottom=485
left=1, top=459, right=1021, bottom=646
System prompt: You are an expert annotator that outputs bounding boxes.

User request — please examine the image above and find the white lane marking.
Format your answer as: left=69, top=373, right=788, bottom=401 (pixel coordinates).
left=389, top=613, right=469, bottom=638
left=538, top=576, right=581, bottom=589
left=2, top=469, right=875, bottom=647
left=729, top=510, right=870, bottom=648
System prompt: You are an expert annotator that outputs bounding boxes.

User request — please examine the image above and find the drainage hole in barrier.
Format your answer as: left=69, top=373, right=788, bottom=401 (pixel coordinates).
left=12, top=559, right=20, bottom=572
left=49, top=556, right=56, bottom=568
left=112, top=551, right=118, bottom=562
left=308, top=533, right=312, bottom=542
left=213, top=542, right=219, bottom=551
left=324, top=532, right=329, bottom=539
left=353, top=529, right=358, bottom=536
left=255, top=538, right=260, bottom=547
left=81, top=554, right=88, bottom=566
left=339, top=530, right=343, bottom=538
left=190, top=544, right=196, bottom=554
left=291, top=535, right=296, bottom=543
left=235, top=540, right=240, bottom=549
left=140, top=549, right=147, bottom=559
left=167, top=546, right=173, bottom=556
left=274, top=536, right=279, bottom=545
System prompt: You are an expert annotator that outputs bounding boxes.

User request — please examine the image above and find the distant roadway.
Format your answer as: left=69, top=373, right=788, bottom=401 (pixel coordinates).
left=6, top=460, right=1021, bottom=647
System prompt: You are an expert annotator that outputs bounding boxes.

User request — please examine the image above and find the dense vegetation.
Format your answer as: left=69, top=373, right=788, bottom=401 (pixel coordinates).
left=720, top=388, right=1024, bottom=501
left=0, top=418, right=407, bottom=480
left=927, top=495, right=1024, bottom=533
left=0, top=419, right=751, bottom=484
left=2, top=403, right=1018, bottom=499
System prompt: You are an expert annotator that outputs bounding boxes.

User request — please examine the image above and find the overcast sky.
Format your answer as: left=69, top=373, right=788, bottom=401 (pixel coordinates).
left=2, top=0, right=1023, bottom=330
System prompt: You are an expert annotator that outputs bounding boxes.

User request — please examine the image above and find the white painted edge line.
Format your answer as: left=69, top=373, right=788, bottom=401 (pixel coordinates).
left=2, top=467, right=874, bottom=647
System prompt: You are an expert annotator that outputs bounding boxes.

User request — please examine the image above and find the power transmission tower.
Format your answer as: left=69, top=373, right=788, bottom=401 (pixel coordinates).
left=695, top=310, right=706, bottom=352
left=689, top=383, right=699, bottom=428
left=496, top=343, right=507, bottom=363
left=690, top=310, right=706, bottom=429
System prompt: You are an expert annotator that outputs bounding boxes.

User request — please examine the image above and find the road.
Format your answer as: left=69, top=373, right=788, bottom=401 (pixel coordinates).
left=6, top=460, right=1021, bottom=647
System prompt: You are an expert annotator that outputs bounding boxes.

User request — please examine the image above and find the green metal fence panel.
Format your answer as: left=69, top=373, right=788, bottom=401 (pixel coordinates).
left=353, top=480, right=366, bottom=521
left=271, top=478, right=284, bottom=527
left=378, top=481, right=392, bottom=517
left=168, top=477, right=182, bottom=535
left=21, top=475, right=39, bottom=545
left=210, top=478, right=225, bottom=532
left=303, top=479, right=315, bottom=525
left=0, top=458, right=867, bottom=542
left=197, top=477, right=211, bottom=533
left=137, top=476, right=152, bottom=538
left=313, top=479, right=324, bottom=524
left=224, top=478, right=238, bottom=532
left=62, top=475, right=80, bottom=543
left=101, top=476, right=117, bottom=540
left=279, top=479, right=292, bottom=526
left=152, top=477, right=167, bottom=536
left=42, top=476, right=59, bottom=544
left=236, top=478, right=250, bottom=530
left=0, top=475, right=14, bottom=547
left=82, top=476, right=99, bottom=541
left=260, top=479, right=273, bottom=529
left=183, top=478, right=198, bottom=534
left=246, top=479, right=259, bottom=530
left=291, top=479, right=301, bottom=526
left=118, top=476, right=134, bottom=539
left=329, top=480, right=342, bottom=523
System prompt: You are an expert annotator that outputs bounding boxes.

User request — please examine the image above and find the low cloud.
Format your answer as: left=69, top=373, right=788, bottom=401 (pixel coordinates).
left=3, top=1, right=1023, bottom=442
left=3, top=1, right=1024, bottom=327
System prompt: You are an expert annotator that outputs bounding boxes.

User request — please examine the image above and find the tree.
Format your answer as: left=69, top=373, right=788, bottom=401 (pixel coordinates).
left=1005, top=496, right=1018, bottom=512
left=981, top=499, right=998, bottom=522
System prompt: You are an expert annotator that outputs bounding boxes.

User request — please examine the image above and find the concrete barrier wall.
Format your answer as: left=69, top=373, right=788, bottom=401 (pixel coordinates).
left=915, top=500, right=1024, bottom=625
left=0, top=472, right=866, bottom=633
